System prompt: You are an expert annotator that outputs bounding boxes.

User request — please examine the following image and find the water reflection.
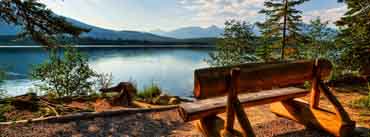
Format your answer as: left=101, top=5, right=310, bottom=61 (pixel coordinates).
left=0, top=47, right=212, bottom=97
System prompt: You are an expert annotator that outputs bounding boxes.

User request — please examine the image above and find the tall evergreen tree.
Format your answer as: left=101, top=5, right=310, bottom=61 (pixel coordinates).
left=208, top=20, right=257, bottom=66
left=336, top=0, right=370, bottom=71
left=258, top=0, right=308, bottom=60
left=305, top=18, right=335, bottom=59
left=0, top=0, right=89, bottom=47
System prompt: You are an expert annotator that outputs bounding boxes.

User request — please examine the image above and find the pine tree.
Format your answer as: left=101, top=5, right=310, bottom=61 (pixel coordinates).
left=336, top=0, right=370, bottom=71
left=0, top=0, right=89, bottom=47
left=305, top=17, right=334, bottom=59
left=208, top=20, right=257, bottom=66
left=258, top=0, right=308, bottom=60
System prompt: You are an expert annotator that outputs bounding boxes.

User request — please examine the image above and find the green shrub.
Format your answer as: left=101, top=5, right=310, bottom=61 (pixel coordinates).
left=95, top=72, right=113, bottom=90
left=31, top=46, right=98, bottom=98
left=207, top=20, right=257, bottom=66
left=0, top=100, right=12, bottom=122
left=0, top=68, right=6, bottom=99
left=136, top=84, right=162, bottom=99
left=367, top=81, right=370, bottom=99
left=351, top=97, right=370, bottom=110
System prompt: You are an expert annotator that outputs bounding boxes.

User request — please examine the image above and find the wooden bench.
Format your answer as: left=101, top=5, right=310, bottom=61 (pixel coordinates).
left=178, top=59, right=355, bottom=137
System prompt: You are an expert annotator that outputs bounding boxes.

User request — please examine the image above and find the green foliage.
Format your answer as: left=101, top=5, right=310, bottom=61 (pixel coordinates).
left=0, top=98, right=12, bottom=122
left=136, top=84, right=162, bottom=99
left=208, top=20, right=257, bottom=66
left=0, top=0, right=89, bottom=47
left=367, top=81, right=370, bottom=106
left=351, top=80, right=370, bottom=109
left=0, top=103, right=11, bottom=122
left=31, top=46, right=98, bottom=98
left=255, top=42, right=274, bottom=62
left=304, top=18, right=336, bottom=59
left=258, top=0, right=308, bottom=60
left=351, top=97, right=370, bottom=110
left=95, top=73, right=113, bottom=90
left=0, top=69, right=6, bottom=99
left=336, top=0, right=370, bottom=71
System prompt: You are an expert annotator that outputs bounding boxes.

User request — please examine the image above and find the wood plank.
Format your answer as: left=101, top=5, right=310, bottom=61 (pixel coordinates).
left=310, top=61, right=320, bottom=109
left=196, top=115, right=225, bottom=137
left=270, top=99, right=355, bottom=137
left=194, top=59, right=332, bottom=99
left=318, top=81, right=353, bottom=124
left=179, top=87, right=309, bottom=122
left=224, top=69, right=239, bottom=132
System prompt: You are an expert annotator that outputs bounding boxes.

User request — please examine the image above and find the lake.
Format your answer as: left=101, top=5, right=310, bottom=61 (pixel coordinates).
left=0, top=46, right=213, bottom=97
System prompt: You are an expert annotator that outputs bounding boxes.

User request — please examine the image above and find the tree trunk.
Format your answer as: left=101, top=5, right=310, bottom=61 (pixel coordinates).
left=281, top=0, right=289, bottom=60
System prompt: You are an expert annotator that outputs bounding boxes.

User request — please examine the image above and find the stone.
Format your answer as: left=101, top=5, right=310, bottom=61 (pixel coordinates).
left=168, top=97, right=180, bottom=105
left=153, top=94, right=170, bottom=105
left=99, top=82, right=137, bottom=106
left=11, top=92, right=40, bottom=111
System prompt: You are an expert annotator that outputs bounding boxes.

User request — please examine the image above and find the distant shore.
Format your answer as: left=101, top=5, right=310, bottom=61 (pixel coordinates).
left=0, top=45, right=215, bottom=48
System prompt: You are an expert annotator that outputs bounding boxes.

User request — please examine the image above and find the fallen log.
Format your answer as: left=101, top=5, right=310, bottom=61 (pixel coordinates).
left=0, top=105, right=178, bottom=125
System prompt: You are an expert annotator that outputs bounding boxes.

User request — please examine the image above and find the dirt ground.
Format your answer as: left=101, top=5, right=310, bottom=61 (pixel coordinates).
left=0, top=105, right=334, bottom=137
left=0, top=88, right=369, bottom=137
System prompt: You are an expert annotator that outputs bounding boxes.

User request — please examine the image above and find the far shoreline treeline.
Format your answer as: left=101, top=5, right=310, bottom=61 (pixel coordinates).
left=0, top=35, right=218, bottom=46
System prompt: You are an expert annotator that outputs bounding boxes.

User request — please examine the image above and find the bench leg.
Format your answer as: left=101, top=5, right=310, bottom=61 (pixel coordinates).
left=270, top=99, right=355, bottom=137
left=220, top=98, right=255, bottom=137
left=233, top=99, right=255, bottom=137
left=195, top=115, right=224, bottom=137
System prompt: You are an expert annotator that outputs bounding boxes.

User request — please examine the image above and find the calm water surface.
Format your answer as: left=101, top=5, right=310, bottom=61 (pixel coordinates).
left=0, top=46, right=213, bottom=97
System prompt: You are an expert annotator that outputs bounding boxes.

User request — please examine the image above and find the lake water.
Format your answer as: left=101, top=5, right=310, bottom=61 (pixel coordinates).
left=0, top=46, right=213, bottom=97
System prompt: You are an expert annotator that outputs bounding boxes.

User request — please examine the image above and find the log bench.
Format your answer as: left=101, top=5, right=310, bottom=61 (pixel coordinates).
left=178, top=59, right=355, bottom=137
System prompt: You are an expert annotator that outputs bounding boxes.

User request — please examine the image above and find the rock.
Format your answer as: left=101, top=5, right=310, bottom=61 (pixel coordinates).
left=99, top=82, right=137, bottom=106
left=11, top=92, right=40, bottom=111
left=153, top=94, right=181, bottom=105
left=153, top=94, right=171, bottom=105
left=360, top=65, right=370, bottom=77
left=168, top=97, right=180, bottom=105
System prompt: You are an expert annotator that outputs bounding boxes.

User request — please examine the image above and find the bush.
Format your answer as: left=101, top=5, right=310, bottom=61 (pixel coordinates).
left=31, top=46, right=98, bottom=98
left=0, top=99, right=11, bottom=122
left=351, top=97, right=370, bottom=110
left=0, top=68, right=6, bottom=99
left=136, top=84, right=162, bottom=99
left=95, top=73, right=113, bottom=90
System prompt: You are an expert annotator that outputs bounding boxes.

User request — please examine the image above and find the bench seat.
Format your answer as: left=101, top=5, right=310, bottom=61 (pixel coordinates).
left=179, top=87, right=309, bottom=122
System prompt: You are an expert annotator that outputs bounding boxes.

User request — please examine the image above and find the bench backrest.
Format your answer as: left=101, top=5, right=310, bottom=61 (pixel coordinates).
left=194, top=59, right=332, bottom=99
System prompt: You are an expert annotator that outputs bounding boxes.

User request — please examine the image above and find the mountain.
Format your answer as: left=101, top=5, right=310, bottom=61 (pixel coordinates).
left=0, top=21, right=21, bottom=35
left=151, top=25, right=224, bottom=39
left=0, top=17, right=174, bottom=42
left=64, top=18, right=174, bottom=41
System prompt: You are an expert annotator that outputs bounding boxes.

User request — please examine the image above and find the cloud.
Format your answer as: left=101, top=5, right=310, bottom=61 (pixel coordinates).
left=178, top=0, right=264, bottom=26
left=303, top=6, right=347, bottom=26
left=180, top=0, right=347, bottom=28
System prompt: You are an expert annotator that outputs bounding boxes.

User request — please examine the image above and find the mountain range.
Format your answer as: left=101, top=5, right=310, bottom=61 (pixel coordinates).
left=0, top=17, right=176, bottom=42
left=0, top=15, right=336, bottom=44
left=150, top=25, right=224, bottom=39
left=0, top=17, right=224, bottom=42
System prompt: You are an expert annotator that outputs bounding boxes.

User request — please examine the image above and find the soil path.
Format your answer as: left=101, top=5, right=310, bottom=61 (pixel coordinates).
left=0, top=105, right=334, bottom=137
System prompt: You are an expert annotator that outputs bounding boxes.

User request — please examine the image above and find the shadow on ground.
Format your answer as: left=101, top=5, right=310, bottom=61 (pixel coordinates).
left=52, top=113, right=184, bottom=137
left=1, top=110, right=368, bottom=137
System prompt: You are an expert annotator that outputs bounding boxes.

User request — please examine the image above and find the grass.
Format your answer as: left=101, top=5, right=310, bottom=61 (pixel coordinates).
left=0, top=99, right=12, bottom=122
left=351, top=97, right=370, bottom=110
left=350, top=81, right=370, bottom=110
left=136, top=83, right=162, bottom=99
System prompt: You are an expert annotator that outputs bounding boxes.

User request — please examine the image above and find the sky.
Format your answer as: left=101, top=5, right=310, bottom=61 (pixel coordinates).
left=39, top=0, right=346, bottom=32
